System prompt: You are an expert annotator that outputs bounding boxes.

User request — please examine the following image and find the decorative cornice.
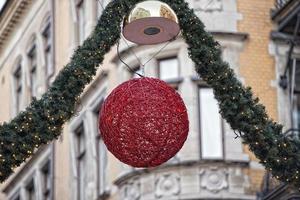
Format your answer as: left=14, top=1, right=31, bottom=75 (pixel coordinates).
left=114, top=160, right=249, bottom=186
left=0, top=0, right=33, bottom=52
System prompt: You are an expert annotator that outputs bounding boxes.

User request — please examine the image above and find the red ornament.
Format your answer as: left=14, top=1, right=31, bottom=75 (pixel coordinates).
left=99, top=77, right=189, bottom=167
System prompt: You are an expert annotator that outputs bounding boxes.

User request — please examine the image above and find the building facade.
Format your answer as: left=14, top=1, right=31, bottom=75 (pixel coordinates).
left=259, top=0, right=300, bottom=199
left=0, top=0, right=288, bottom=199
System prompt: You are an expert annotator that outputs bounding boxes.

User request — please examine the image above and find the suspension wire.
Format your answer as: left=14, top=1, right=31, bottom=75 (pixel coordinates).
left=97, top=0, right=105, bottom=10
left=95, top=0, right=182, bottom=77
left=121, top=36, right=144, bottom=68
left=143, top=37, right=175, bottom=66
left=97, top=0, right=143, bottom=77
left=204, top=0, right=214, bottom=9
left=117, top=41, right=144, bottom=78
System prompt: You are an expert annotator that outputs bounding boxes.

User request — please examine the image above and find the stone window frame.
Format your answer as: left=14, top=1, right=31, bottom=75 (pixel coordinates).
left=23, top=172, right=38, bottom=200
left=192, top=77, right=249, bottom=162
left=26, top=37, right=38, bottom=99
left=7, top=148, right=52, bottom=199
left=40, top=13, right=54, bottom=87
left=86, top=87, right=109, bottom=198
left=70, top=121, right=87, bottom=200
left=69, top=77, right=109, bottom=200
left=287, top=57, right=300, bottom=131
left=8, top=190, right=21, bottom=200
left=39, top=158, right=52, bottom=200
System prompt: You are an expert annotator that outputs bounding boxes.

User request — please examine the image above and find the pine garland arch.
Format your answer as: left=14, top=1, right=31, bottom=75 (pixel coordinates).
left=0, top=0, right=299, bottom=187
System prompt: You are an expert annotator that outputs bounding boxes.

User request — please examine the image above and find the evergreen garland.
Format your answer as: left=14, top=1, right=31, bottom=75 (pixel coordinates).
left=0, top=0, right=299, bottom=188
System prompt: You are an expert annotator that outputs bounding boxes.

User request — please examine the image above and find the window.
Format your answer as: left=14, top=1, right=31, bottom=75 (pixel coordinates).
left=28, top=45, right=38, bottom=98
left=12, top=196, right=20, bottom=200
left=42, top=21, right=53, bottom=86
left=75, top=124, right=86, bottom=200
left=41, top=160, right=51, bottom=200
left=13, top=63, right=22, bottom=113
left=93, top=100, right=108, bottom=197
left=76, top=0, right=86, bottom=44
left=198, top=88, right=224, bottom=159
left=158, top=57, right=181, bottom=89
left=25, top=179, right=36, bottom=200
left=9, top=192, right=21, bottom=200
left=158, top=57, right=179, bottom=81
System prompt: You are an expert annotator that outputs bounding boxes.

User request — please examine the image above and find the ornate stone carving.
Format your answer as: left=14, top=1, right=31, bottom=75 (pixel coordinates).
left=155, top=173, right=180, bottom=198
left=200, top=167, right=228, bottom=193
left=122, top=178, right=141, bottom=200
left=194, top=0, right=223, bottom=11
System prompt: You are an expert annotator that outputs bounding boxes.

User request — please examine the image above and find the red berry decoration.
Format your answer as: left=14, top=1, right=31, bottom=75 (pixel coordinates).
left=99, top=77, right=189, bottom=167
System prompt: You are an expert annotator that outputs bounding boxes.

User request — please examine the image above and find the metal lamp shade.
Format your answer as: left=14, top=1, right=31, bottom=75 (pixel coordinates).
left=123, top=1, right=180, bottom=45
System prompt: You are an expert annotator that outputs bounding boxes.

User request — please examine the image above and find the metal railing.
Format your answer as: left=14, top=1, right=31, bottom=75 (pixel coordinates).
left=275, top=0, right=292, bottom=10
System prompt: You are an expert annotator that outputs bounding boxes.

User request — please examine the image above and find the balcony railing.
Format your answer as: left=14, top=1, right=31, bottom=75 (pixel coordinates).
left=275, top=0, right=292, bottom=10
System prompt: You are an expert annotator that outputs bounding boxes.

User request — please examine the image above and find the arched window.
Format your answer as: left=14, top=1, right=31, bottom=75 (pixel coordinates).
left=41, top=14, right=54, bottom=86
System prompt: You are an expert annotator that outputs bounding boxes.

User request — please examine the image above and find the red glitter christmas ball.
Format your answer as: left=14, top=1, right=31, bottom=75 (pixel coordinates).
left=99, top=77, right=189, bottom=168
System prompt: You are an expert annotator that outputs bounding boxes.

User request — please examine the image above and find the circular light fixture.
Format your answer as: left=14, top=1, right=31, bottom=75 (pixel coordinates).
left=123, top=0, right=180, bottom=45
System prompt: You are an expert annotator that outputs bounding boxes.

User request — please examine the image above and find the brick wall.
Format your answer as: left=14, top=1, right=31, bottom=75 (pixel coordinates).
left=237, top=0, right=277, bottom=191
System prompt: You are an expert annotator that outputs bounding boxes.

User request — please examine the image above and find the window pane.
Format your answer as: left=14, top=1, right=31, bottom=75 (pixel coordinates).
left=75, top=124, right=86, bottom=155
left=159, top=58, right=179, bottom=80
left=43, top=23, right=54, bottom=80
left=30, top=66, right=37, bottom=97
left=14, top=64, right=22, bottom=112
left=294, top=59, right=300, bottom=91
left=26, top=180, right=36, bottom=200
left=291, top=59, right=300, bottom=138
left=93, top=102, right=107, bottom=196
left=9, top=192, right=21, bottom=200
left=79, top=159, right=86, bottom=200
left=46, top=50, right=53, bottom=78
left=74, top=123, right=86, bottom=200
left=97, top=138, right=107, bottom=195
left=199, top=88, right=223, bottom=159
left=41, top=160, right=51, bottom=199
left=28, top=46, right=37, bottom=97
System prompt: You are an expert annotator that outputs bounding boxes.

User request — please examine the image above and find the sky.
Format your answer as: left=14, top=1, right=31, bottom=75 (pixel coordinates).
left=0, top=0, right=6, bottom=12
